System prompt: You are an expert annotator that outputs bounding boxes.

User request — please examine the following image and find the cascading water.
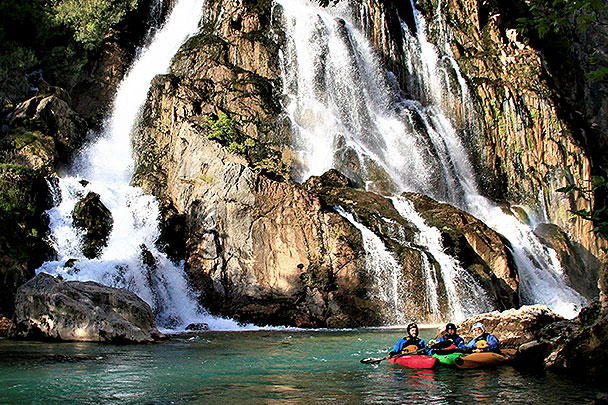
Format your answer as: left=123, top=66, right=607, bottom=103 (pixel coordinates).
left=391, top=196, right=493, bottom=320
left=334, top=207, right=408, bottom=324
left=276, top=0, right=587, bottom=320
left=37, top=0, right=247, bottom=331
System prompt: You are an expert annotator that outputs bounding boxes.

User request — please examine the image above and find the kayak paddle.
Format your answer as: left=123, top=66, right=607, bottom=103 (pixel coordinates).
left=360, top=347, right=429, bottom=364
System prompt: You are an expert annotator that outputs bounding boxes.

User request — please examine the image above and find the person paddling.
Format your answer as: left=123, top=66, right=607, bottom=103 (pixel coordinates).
left=432, top=323, right=465, bottom=353
left=387, top=323, right=429, bottom=358
left=462, top=322, right=500, bottom=353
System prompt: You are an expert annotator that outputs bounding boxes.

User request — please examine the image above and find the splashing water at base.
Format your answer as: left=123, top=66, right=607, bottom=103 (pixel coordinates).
left=37, top=0, right=250, bottom=331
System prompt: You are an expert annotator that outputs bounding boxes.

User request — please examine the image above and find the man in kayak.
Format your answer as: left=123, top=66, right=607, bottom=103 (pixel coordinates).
left=387, top=323, right=429, bottom=358
left=432, top=323, right=465, bottom=352
left=462, top=322, right=500, bottom=353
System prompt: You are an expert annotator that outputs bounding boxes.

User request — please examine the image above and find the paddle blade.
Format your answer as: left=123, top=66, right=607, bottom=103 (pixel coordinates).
left=360, top=357, right=385, bottom=364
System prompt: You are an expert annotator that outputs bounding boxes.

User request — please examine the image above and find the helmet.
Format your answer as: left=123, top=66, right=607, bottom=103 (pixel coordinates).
left=407, top=323, right=418, bottom=333
left=445, top=323, right=457, bottom=332
left=472, top=322, right=485, bottom=332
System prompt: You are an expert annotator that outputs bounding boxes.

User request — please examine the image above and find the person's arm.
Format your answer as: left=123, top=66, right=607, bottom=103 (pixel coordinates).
left=455, top=336, right=465, bottom=350
left=485, top=334, right=499, bottom=351
left=388, top=340, right=403, bottom=357
left=420, top=339, right=430, bottom=355
left=462, top=338, right=476, bottom=352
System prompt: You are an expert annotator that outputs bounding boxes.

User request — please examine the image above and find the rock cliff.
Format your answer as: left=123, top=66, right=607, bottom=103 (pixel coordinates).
left=352, top=0, right=606, bottom=302
left=132, top=0, right=523, bottom=326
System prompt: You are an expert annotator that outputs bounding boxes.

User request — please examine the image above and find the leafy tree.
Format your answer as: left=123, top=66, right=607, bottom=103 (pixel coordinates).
left=49, top=0, right=139, bottom=49
left=517, top=0, right=608, bottom=81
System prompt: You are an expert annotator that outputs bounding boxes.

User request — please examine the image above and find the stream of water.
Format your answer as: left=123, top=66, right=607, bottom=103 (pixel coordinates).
left=0, top=329, right=602, bottom=404
left=35, top=0, right=246, bottom=331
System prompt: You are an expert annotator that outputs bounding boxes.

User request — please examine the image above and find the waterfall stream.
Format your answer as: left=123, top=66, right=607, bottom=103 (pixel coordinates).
left=276, top=0, right=587, bottom=319
left=37, top=0, right=248, bottom=331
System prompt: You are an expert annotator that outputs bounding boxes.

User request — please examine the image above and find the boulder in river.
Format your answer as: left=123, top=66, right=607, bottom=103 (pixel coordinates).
left=435, top=305, right=564, bottom=349
left=10, top=272, right=162, bottom=343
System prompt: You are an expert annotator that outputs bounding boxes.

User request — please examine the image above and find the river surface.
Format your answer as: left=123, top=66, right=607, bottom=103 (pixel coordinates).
left=0, top=328, right=601, bottom=404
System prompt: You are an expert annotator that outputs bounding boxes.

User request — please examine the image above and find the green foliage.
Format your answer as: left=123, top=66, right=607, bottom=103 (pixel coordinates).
left=49, top=0, right=139, bottom=49
left=517, top=0, right=607, bottom=38
left=517, top=0, right=608, bottom=82
left=0, top=0, right=141, bottom=101
left=203, top=112, right=255, bottom=154
left=202, top=112, right=291, bottom=182
left=0, top=164, right=44, bottom=262
left=558, top=175, right=608, bottom=237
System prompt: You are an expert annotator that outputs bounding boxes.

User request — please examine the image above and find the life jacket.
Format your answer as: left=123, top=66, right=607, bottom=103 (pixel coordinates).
left=474, top=333, right=491, bottom=349
left=443, top=334, right=461, bottom=345
left=400, top=337, right=425, bottom=353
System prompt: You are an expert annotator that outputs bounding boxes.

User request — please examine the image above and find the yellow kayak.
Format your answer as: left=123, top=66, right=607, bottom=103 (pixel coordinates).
left=454, top=350, right=513, bottom=369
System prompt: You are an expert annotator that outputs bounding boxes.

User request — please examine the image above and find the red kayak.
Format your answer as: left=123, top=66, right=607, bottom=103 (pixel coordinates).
left=389, top=354, right=439, bottom=369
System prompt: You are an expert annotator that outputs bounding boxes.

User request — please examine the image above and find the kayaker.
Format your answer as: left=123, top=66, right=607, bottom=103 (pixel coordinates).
left=434, top=323, right=465, bottom=351
left=462, top=322, right=500, bottom=353
left=387, top=323, right=429, bottom=358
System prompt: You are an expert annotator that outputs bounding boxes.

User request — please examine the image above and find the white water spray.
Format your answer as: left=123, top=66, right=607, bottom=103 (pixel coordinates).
left=276, top=0, right=587, bottom=319
left=38, top=0, right=250, bottom=331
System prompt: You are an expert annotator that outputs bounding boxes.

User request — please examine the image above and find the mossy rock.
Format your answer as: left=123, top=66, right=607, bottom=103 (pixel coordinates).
left=0, top=164, right=54, bottom=316
left=72, top=192, right=114, bottom=259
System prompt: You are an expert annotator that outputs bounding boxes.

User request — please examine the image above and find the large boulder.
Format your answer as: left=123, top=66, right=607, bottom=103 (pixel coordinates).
left=10, top=272, right=162, bottom=342
left=540, top=301, right=608, bottom=377
left=8, top=93, right=87, bottom=165
left=445, top=305, right=564, bottom=349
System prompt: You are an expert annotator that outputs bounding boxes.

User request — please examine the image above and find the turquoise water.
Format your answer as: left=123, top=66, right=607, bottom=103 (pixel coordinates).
left=0, top=328, right=601, bottom=404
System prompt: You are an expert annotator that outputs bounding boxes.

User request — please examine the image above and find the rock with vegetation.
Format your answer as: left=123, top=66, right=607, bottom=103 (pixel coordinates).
left=131, top=0, right=526, bottom=326
left=72, top=192, right=114, bottom=259
left=0, top=0, right=172, bottom=123
left=10, top=272, right=162, bottom=343
left=0, top=165, right=54, bottom=317
left=7, top=93, right=87, bottom=166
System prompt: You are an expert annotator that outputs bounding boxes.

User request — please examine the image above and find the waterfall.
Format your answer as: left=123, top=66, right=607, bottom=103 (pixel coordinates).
left=391, top=196, right=493, bottom=320
left=334, top=207, right=408, bottom=324
left=37, top=0, right=248, bottom=331
left=276, top=0, right=587, bottom=320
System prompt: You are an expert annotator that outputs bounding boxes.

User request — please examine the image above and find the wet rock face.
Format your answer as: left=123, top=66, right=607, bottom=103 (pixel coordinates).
left=403, top=192, right=519, bottom=309
left=131, top=0, right=526, bottom=326
left=72, top=192, right=114, bottom=259
left=10, top=273, right=162, bottom=343
left=534, top=223, right=601, bottom=301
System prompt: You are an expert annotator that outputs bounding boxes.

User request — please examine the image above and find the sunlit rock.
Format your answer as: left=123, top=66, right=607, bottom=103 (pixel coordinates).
left=10, top=273, right=162, bottom=342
